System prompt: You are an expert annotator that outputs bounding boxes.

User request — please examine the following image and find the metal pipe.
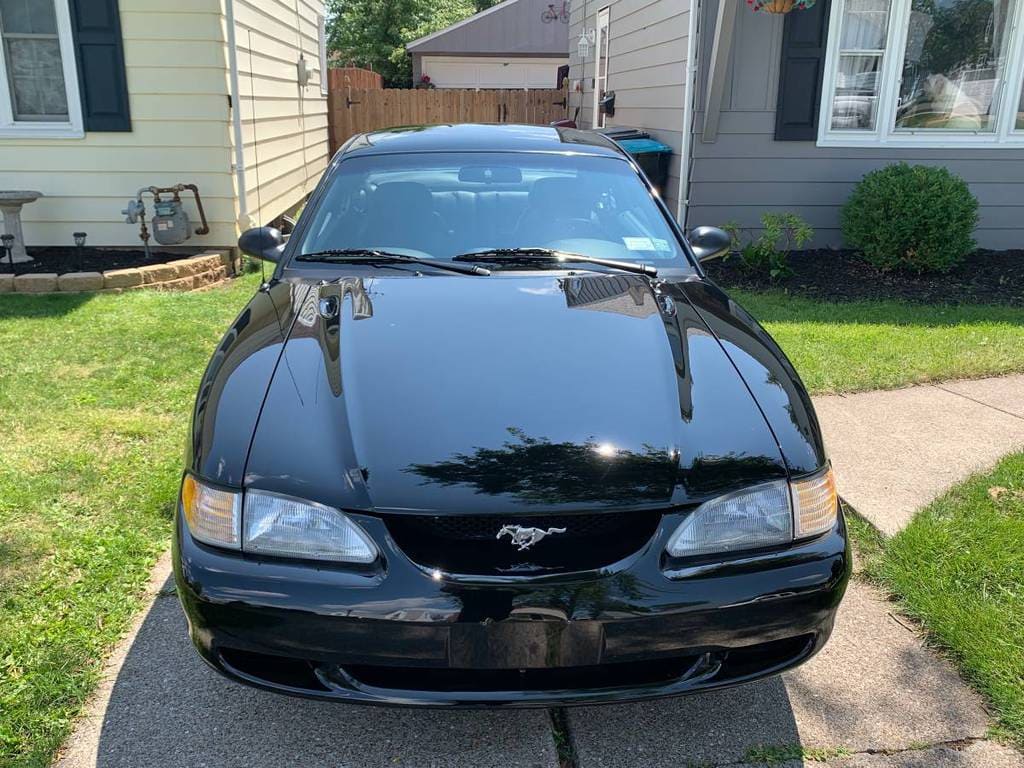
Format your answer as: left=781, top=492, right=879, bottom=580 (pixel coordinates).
left=181, top=184, right=211, bottom=235
left=133, top=186, right=153, bottom=256
left=225, top=0, right=249, bottom=230
left=676, top=0, right=702, bottom=226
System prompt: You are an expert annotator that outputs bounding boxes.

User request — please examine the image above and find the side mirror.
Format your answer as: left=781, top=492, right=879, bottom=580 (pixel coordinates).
left=688, top=225, right=731, bottom=263
left=238, top=226, right=285, bottom=263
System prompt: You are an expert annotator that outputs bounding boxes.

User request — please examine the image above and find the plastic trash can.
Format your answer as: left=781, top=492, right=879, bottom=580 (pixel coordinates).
left=619, top=137, right=673, bottom=194
left=597, top=128, right=673, bottom=194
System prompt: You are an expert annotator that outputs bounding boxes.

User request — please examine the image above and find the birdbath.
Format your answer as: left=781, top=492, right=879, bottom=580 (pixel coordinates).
left=0, top=190, right=43, bottom=263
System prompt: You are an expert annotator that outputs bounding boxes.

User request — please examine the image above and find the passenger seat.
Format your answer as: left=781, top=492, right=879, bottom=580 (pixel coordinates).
left=361, top=182, right=447, bottom=254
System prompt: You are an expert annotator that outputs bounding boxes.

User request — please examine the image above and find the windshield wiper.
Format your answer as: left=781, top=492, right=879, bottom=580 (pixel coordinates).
left=451, top=248, right=657, bottom=277
left=295, top=249, right=490, bottom=276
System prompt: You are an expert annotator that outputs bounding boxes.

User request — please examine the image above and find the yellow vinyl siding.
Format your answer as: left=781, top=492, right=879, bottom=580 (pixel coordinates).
left=232, top=0, right=328, bottom=227
left=0, top=0, right=328, bottom=248
left=0, top=0, right=233, bottom=247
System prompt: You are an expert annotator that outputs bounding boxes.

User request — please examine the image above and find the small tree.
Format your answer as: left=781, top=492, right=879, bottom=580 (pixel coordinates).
left=327, top=0, right=477, bottom=87
left=722, top=213, right=813, bottom=280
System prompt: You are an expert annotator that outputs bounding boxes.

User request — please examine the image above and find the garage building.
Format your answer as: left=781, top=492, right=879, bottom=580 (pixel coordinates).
left=407, top=0, right=569, bottom=89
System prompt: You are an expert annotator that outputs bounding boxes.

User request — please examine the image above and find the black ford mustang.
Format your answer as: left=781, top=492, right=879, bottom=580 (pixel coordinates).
left=175, top=124, right=850, bottom=707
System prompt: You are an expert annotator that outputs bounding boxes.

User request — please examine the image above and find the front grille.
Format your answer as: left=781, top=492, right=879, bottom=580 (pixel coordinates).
left=383, top=510, right=662, bottom=575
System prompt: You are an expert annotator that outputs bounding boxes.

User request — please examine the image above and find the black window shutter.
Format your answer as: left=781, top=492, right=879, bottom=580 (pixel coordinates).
left=774, top=0, right=831, bottom=141
left=68, top=0, right=131, bottom=132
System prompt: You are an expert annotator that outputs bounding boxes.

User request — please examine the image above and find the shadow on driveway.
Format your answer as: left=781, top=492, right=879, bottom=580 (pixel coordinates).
left=55, top=576, right=993, bottom=768
left=58, top=577, right=557, bottom=768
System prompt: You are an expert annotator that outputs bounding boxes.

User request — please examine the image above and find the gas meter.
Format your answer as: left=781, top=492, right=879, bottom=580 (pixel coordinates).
left=152, top=198, right=192, bottom=245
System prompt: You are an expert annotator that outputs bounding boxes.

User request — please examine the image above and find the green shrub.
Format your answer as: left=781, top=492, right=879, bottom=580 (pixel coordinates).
left=722, top=212, right=814, bottom=280
left=840, top=163, right=978, bottom=273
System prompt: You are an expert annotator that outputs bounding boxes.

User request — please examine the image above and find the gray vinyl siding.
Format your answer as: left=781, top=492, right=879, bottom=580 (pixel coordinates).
left=687, top=0, right=1024, bottom=249
left=408, top=0, right=567, bottom=56
left=569, top=0, right=690, bottom=215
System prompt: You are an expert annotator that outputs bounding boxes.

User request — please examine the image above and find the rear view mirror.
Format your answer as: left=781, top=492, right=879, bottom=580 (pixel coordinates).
left=688, top=226, right=731, bottom=263
left=238, top=227, right=285, bottom=263
left=458, top=165, right=523, bottom=184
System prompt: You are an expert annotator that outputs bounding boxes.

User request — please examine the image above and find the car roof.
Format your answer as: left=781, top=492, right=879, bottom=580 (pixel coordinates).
left=337, top=123, right=627, bottom=159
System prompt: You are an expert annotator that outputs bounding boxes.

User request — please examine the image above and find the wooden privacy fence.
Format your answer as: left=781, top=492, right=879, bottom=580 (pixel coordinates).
left=328, top=67, right=383, bottom=92
left=328, top=87, right=570, bottom=154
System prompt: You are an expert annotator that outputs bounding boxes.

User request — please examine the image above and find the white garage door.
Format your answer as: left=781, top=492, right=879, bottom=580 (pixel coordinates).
left=421, top=56, right=567, bottom=89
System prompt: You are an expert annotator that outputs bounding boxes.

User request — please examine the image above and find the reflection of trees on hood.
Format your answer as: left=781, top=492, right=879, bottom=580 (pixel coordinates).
left=405, top=428, right=678, bottom=505
left=685, top=454, right=787, bottom=496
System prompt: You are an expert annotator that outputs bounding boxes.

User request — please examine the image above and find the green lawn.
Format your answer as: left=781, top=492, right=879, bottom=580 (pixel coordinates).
left=1, top=278, right=1022, bottom=767
left=866, top=452, right=1024, bottom=747
left=0, top=275, right=260, bottom=768
left=734, top=291, right=1024, bottom=394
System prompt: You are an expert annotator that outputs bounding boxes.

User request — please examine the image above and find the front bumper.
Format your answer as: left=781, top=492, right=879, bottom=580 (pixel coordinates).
left=173, top=506, right=851, bottom=707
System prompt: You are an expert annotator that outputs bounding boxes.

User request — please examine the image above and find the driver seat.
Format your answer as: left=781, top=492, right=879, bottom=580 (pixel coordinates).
left=514, top=177, right=597, bottom=245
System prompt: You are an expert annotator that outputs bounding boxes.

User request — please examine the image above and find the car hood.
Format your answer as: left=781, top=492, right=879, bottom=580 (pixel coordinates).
left=243, top=273, right=790, bottom=515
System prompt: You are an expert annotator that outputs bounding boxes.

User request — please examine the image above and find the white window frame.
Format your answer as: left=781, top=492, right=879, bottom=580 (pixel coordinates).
left=818, top=0, right=1024, bottom=147
left=0, top=0, right=83, bottom=139
left=591, top=6, right=610, bottom=129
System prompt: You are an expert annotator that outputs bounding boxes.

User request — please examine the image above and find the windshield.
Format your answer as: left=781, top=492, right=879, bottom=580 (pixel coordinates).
left=294, top=152, right=692, bottom=270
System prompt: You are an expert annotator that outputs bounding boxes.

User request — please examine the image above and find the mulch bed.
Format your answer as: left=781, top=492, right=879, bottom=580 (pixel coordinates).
left=1, top=246, right=206, bottom=275
left=703, top=248, right=1024, bottom=306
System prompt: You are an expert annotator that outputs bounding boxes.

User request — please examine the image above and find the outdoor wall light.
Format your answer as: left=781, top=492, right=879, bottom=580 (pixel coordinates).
left=1, top=233, right=13, bottom=272
left=577, top=29, right=596, bottom=59
left=73, top=232, right=88, bottom=272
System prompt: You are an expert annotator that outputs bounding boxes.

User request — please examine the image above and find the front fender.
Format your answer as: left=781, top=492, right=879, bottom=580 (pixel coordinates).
left=678, top=280, right=827, bottom=475
left=187, top=279, right=312, bottom=485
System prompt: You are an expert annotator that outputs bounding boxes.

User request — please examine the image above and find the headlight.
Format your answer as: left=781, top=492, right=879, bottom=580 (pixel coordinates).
left=666, top=466, right=837, bottom=558
left=243, top=490, right=378, bottom=563
left=180, top=476, right=377, bottom=563
left=181, top=474, right=241, bottom=549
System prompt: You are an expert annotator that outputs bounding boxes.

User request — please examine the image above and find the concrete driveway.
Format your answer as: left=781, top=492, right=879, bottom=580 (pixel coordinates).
left=55, top=376, right=1024, bottom=768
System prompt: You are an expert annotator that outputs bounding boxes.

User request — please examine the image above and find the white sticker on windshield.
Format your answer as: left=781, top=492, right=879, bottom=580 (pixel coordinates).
left=652, top=238, right=672, bottom=252
left=623, top=237, right=655, bottom=251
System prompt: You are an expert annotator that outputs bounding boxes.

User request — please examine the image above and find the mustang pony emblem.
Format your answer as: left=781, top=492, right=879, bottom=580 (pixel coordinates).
left=496, top=524, right=567, bottom=551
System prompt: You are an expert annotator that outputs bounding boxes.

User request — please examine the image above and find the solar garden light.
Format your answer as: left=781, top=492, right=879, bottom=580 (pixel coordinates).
left=1, top=233, right=13, bottom=272
left=73, top=231, right=87, bottom=272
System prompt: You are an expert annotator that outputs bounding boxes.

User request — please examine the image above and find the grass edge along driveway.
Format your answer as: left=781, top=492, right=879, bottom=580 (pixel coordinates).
left=857, top=452, right=1024, bottom=749
left=1, top=279, right=1022, bottom=767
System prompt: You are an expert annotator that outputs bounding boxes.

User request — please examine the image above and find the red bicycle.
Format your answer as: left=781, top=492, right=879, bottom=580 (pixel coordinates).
left=541, top=0, right=569, bottom=23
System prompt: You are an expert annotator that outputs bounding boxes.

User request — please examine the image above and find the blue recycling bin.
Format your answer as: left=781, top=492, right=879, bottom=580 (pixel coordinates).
left=598, top=128, right=673, bottom=194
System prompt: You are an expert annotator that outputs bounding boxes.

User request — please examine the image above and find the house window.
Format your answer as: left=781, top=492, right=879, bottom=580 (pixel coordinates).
left=820, top=0, right=1024, bottom=145
left=0, top=0, right=82, bottom=137
left=1018, top=79, right=1024, bottom=129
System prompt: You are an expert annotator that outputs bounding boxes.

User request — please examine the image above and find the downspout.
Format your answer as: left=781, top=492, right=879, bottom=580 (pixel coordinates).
left=676, top=0, right=701, bottom=226
left=225, top=0, right=249, bottom=230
